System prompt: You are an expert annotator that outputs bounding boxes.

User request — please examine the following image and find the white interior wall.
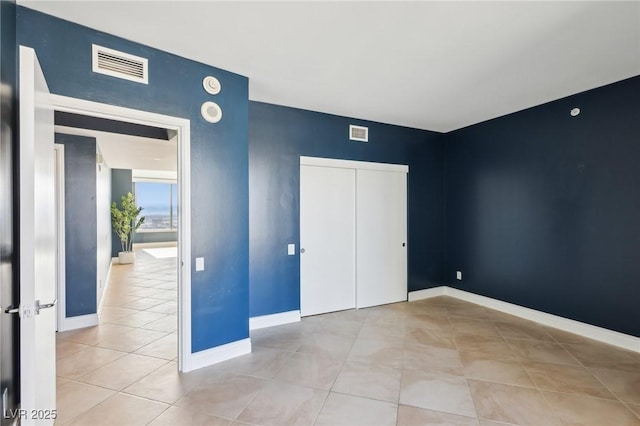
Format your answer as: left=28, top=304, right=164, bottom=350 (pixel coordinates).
left=96, top=150, right=112, bottom=308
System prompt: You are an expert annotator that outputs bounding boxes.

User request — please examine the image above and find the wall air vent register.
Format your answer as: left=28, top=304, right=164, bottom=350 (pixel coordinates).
left=92, top=44, right=148, bottom=84
left=349, top=125, right=369, bottom=142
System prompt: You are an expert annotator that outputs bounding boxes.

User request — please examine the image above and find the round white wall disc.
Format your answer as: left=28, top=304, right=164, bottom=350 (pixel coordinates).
left=203, top=76, right=221, bottom=95
left=201, top=101, right=222, bottom=123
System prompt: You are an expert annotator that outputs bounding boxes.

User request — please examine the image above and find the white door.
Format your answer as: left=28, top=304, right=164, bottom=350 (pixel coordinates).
left=19, top=46, right=56, bottom=425
left=300, top=165, right=356, bottom=316
left=356, top=169, right=407, bottom=308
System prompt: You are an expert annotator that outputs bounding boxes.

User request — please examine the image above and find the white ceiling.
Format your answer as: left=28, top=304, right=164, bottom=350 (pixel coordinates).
left=56, top=125, right=177, bottom=172
left=24, top=1, right=640, bottom=132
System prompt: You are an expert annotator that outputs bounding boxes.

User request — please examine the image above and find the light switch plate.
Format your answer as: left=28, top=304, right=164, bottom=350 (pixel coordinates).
left=288, top=244, right=295, bottom=255
left=196, top=257, right=205, bottom=271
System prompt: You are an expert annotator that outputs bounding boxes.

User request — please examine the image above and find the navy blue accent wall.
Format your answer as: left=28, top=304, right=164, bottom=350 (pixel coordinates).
left=56, top=133, right=98, bottom=317
left=249, top=102, right=445, bottom=317
left=0, top=0, right=19, bottom=419
left=19, top=7, right=250, bottom=351
left=445, top=76, right=640, bottom=337
left=110, top=168, right=132, bottom=256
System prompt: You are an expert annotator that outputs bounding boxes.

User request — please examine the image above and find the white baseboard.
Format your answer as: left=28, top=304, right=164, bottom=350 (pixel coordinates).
left=183, top=338, right=252, bottom=372
left=408, top=286, right=640, bottom=353
left=98, top=262, right=113, bottom=315
left=250, top=310, right=301, bottom=330
left=408, top=286, right=446, bottom=301
left=58, top=313, right=99, bottom=332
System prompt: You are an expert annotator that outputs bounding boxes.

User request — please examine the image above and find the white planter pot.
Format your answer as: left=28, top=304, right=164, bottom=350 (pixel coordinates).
left=118, top=251, right=135, bottom=264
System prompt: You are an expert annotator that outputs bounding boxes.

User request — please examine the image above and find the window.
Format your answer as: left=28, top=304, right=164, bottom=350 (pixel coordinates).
left=134, top=182, right=178, bottom=231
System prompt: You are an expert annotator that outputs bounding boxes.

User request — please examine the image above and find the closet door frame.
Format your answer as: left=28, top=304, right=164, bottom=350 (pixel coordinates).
left=299, top=156, right=408, bottom=314
left=301, top=157, right=408, bottom=175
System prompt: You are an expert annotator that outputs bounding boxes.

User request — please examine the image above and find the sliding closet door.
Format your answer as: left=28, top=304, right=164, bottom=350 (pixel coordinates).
left=356, top=169, right=407, bottom=308
left=300, top=165, right=356, bottom=316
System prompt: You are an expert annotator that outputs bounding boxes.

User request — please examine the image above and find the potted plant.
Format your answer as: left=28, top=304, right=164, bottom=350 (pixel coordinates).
left=111, top=192, right=145, bottom=264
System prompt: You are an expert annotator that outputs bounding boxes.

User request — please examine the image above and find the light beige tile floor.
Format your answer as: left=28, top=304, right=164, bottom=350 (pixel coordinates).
left=56, top=250, right=640, bottom=425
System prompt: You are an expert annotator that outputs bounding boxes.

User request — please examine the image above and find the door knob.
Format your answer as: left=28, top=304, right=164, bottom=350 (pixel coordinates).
left=35, top=299, right=57, bottom=315
left=300, top=248, right=306, bottom=254
left=402, top=242, right=406, bottom=247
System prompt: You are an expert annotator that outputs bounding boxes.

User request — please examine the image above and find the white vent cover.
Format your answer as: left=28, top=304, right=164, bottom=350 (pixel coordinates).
left=349, top=125, right=369, bottom=142
left=203, top=76, right=221, bottom=95
left=92, top=44, right=148, bottom=84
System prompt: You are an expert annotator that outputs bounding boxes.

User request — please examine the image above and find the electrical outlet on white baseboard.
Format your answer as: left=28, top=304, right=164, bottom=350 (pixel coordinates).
left=456, top=271, right=462, bottom=280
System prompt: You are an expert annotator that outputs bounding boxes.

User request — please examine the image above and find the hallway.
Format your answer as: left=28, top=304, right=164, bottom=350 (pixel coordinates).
left=55, top=248, right=178, bottom=424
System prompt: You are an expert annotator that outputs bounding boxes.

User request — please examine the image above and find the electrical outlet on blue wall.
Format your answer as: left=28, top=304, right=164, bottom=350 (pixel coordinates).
left=456, top=271, right=462, bottom=280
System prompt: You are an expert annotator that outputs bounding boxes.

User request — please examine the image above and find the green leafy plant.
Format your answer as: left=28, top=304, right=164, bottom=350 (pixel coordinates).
left=111, top=192, right=145, bottom=253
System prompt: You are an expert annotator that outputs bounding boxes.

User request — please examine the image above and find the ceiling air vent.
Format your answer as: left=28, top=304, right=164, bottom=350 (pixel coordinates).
left=349, top=125, right=369, bottom=142
left=92, top=44, right=148, bottom=84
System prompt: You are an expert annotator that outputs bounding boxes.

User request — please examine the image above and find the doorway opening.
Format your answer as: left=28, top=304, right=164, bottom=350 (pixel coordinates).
left=48, top=94, right=192, bottom=372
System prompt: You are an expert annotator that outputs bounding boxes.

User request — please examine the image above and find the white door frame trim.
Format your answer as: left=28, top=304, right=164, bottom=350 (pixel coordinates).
left=300, top=156, right=409, bottom=173
left=53, top=143, right=66, bottom=332
left=48, top=94, right=192, bottom=372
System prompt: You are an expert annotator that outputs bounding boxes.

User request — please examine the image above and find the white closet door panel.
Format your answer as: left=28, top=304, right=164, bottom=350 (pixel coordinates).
left=356, top=169, right=407, bottom=308
left=300, top=165, right=356, bottom=316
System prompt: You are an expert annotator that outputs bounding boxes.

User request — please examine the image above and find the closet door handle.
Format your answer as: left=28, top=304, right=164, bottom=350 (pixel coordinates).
left=402, top=242, right=406, bottom=247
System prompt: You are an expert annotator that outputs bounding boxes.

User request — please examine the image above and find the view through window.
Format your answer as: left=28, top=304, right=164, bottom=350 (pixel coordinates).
left=134, top=182, right=178, bottom=230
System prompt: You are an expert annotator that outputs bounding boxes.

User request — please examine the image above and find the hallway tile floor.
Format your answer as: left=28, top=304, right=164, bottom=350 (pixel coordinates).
left=56, top=251, right=640, bottom=425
